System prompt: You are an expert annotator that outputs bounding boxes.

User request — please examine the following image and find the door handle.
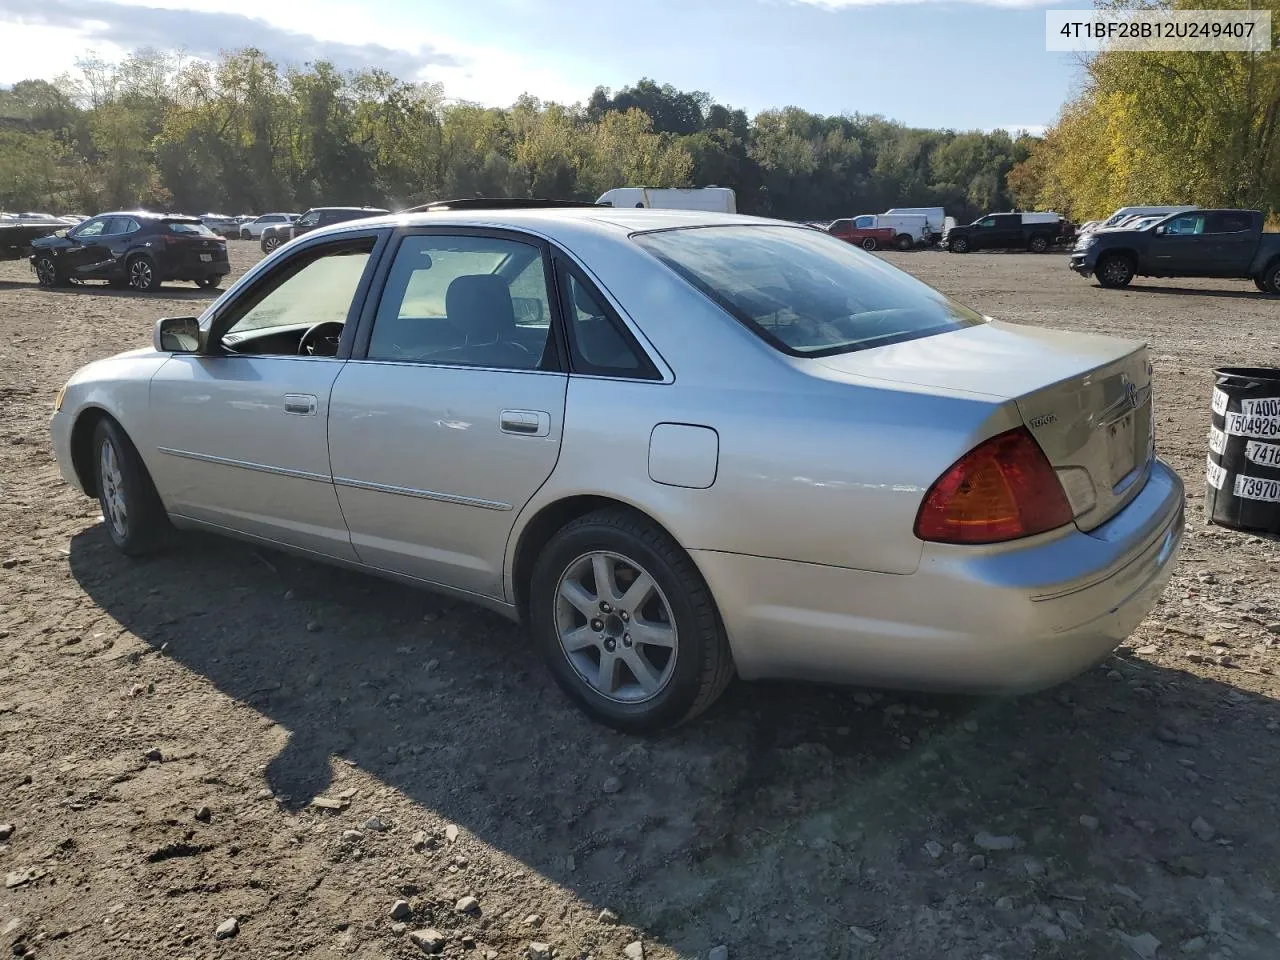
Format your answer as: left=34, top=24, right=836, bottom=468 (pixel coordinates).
left=284, top=394, right=318, bottom=416
left=500, top=409, right=550, bottom=437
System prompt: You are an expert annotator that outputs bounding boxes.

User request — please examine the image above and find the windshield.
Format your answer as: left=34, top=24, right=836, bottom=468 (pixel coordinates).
left=634, top=225, right=983, bottom=357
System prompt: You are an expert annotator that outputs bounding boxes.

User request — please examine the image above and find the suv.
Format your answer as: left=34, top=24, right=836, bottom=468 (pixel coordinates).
left=30, top=212, right=229, bottom=292
left=945, top=213, right=1064, bottom=254
left=260, top=206, right=388, bottom=253
left=240, top=212, right=298, bottom=240
left=1070, top=208, right=1280, bottom=292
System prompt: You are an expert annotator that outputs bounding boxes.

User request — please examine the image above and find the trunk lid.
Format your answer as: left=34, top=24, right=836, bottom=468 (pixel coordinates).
left=813, top=321, right=1155, bottom=530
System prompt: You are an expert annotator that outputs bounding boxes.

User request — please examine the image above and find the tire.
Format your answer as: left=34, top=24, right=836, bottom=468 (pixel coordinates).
left=92, top=418, right=168, bottom=556
left=1028, top=234, right=1050, bottom=254
left=197, top=276, right=224, bottom=290
left=860, top=237, right=878, bottom=252
left=1260, top=260, right=1280, bottom=295
left=949, top=236, right=970, bottom=254
left=262, top=235, right=282, bottom=253
left=126, top=255, right=159, bottom=292
left=1255, top=276, right=1268, bottom=293
left=895, top=233, right=914, bottom=252
left=33, top=254, right=63, bottom=287
left=1096, top=254, right=1135, bottom=289
left=529, top=508, right=734, bottom=732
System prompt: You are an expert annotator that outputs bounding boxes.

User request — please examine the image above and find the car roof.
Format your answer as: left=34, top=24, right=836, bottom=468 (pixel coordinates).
left=304, top=207, right=775, bottom=246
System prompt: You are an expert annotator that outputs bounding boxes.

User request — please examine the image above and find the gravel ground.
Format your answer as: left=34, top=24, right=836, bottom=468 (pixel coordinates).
left=1, top=241, right=1279, bottom=960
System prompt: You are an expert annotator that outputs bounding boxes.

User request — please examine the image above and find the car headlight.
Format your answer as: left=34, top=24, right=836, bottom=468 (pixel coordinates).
left=54, top=384, right=66, bottom=412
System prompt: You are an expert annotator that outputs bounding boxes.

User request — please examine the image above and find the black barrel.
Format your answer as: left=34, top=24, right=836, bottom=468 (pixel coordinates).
left=1205, top=367, right=1280, bottom=533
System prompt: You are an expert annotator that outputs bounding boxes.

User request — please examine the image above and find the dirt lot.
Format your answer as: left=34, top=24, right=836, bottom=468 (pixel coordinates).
left=2, top=241, right=1279, bottom=960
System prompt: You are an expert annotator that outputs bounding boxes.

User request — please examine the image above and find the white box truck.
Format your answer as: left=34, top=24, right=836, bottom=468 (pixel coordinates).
left=884, top=207, right=946, bottom=243
left=596, top=187, right=737, bottom=214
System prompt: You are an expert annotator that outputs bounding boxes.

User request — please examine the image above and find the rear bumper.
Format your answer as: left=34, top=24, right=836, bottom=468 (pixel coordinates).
left=694, top=458, right=1184, bottom=694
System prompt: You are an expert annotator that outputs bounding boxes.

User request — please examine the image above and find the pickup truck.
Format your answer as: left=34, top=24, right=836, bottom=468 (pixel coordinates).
left=1069, top=209, right=1280, bottom=293
left=945, top=212, right=1064, bottom=254
left=827, top=218, right=897, bottom=251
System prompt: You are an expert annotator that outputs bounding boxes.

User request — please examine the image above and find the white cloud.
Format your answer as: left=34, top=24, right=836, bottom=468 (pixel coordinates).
left=989, top=123, right=1048, bottom=135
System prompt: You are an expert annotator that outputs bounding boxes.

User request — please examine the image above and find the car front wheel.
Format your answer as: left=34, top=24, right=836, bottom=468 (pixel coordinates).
left=34, top=254, right=62, bottom=287
left=1028, top=235, right=1050, bottom=253
left=950, top=236, right=969, bottom=253
left=529, top=508, right=733, bottom=732
left=263, top=236, right=282, bottom=252
left=1096, top=254, right=1135, bottom=288
left=93, top=418, right=168, bottom=555
left=197, top=276, right=224, bottom=290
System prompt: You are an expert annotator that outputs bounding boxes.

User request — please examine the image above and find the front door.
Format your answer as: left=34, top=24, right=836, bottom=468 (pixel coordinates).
left=147, top=235, right=383, bottom=558
left=59, top=216, right=112, bottom=278
left=1147, top=211, right=1209, bottom=274
left=327, top=230, right=569, bottom=598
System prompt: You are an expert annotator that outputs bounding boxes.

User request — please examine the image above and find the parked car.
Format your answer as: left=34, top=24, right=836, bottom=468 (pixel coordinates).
left=827, top=218, right=897, bottom=251
left=1097, top=205, right=1197, bottom=230
left=0, top=218, right=66, bottom=262
left=884, top=207, right=947, bottom=244
left=843, top=213, right=930, bottom=250
left=945, top=212, right=1064, bottom=254
left=239, top=212, right=299, bottom=241
left=596, top=187, right=736, bottom=213
left=199, top=213, right=240, bottom=237
left=259, top=206, right=388, bottom=253
left=48, top=205, right=1184, bottom=730
left=30, top=212, right=229, bottom=292
left=1070, top=208, right=1280, bottom=292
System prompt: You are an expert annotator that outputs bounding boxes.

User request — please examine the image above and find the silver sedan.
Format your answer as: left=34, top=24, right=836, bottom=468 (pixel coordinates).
left=50, top=207, right=1184, bottom=731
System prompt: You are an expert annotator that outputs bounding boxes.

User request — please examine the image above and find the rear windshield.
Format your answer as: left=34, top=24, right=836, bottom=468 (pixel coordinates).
left=634, top=225, right=983, bottom=357
left=167, top=221, right=216, bottom=236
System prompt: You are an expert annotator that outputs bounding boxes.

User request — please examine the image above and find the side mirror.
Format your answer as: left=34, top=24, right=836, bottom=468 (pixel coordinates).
left=1155, top=225, right=1166, bottom=235
left=154, top=316, right=201, bottom=353
left=512, top=297, right=544, bottom=325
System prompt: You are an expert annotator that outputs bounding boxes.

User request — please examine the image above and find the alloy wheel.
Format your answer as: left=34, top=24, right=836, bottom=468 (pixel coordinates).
left=554, top=550, right=678, bottom=703
left=99, top=438, right=128, bottom=539
left=35, top=256, right=56, bottom=286
left=129, top=259, right=153, bottom=290
left=1102, top=258, right=1132, bottom=285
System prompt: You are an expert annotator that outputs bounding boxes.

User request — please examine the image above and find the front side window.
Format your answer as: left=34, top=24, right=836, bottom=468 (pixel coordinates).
left=366, top=234, right=553, bottom=370
left=978, top=218, right=996, bottom=227
left=297, top=211, right=320, bottom=228
left=853, top=216, right=875, bottom=228
left=1165, top=214, right=1206, bottom=236
left=221, top=240, right=373, bottom=343
left=634, top=225, right=983, bottom=358
left=74, top=218, right=107, bottom=239
left=828, top=220, right=851, bottom=233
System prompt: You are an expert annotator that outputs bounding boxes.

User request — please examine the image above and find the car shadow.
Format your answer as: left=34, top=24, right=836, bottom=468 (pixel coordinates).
left=0, top=279, right=222, bottom=299
left=67, top=525, right=1280, bottom=957
left=1125, top=284, right=1271, bottom=300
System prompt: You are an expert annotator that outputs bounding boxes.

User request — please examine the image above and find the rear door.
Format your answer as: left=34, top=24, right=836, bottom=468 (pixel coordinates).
left=327, top=228, right=569, bottom=598
left=1204, top=211, right=1257, bottom=275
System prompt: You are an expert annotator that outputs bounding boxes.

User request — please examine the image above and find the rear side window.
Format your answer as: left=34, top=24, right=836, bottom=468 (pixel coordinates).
left=167, top=221, right=216, bottom=236
left=555, top=262, right=658, bottom=379
left=634, top=225, right=983, bottom=358
left=1208, top=212, right=1250, bottom=233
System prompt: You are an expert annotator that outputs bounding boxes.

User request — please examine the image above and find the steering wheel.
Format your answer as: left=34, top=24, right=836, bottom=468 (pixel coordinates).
left=298, top=321, right=344, bottom=357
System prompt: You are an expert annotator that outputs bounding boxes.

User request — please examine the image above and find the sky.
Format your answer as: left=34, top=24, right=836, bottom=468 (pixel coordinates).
left=0, top=0, right=1082, bottom=132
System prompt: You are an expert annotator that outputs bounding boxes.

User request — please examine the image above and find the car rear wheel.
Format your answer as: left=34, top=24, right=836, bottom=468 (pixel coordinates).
left=263, top=235, right=282, bottom=252
left=1261, top=261, right=1280, bottom=295
left=1028, top=235, right=1050, bottom=254
left=126, top=255, right=159, bottom=292
left=895, top=233, right=914, bottom=251
left=860, top=237, right=878, bottom=251
left=34, top=254, right=63, bottom=287
left=529, top=508, right=733, bottom=732
left=949, top=236, right=969, bottom=254
left=1096, top=254, right=1135, bottom=289
left=93, top=418, right=168, bottom=556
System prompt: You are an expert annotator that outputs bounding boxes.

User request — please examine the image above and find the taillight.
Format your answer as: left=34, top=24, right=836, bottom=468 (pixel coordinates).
left=914, top=427, right=1073, bottom=544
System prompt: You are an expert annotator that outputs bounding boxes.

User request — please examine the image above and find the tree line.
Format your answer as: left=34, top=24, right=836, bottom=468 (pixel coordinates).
left=0, top=49, right=1036, bottom=222
left=1010, top=0, right=1280, bottom=222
